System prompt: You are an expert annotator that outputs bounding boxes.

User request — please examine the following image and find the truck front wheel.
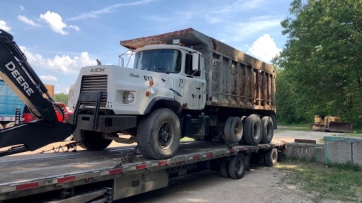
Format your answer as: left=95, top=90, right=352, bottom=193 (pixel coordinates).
left=73, top=129, right=112, bottom=150
left=137, top=108, right=181, bottom=159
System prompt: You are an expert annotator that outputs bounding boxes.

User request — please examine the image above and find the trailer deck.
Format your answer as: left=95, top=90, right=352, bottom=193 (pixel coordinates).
left=0, top=141, right=285, bottom=202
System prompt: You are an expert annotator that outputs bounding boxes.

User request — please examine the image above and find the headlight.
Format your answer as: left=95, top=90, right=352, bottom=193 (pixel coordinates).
left=123, top=91, right=135, bottom=104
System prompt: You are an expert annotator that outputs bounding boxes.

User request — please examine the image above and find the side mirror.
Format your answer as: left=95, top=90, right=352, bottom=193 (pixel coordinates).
left=192, top=54, right=199, bottom=71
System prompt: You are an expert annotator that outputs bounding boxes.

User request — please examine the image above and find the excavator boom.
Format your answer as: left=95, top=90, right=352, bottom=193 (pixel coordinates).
left=0, top=29, right=75, bottom=156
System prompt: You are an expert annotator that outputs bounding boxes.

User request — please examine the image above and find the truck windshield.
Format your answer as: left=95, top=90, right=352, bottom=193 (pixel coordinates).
left=133, top=49, right=181, bottom=73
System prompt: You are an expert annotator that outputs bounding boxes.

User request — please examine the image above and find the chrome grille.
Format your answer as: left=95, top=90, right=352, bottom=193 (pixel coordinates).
left=80, top=75, right=108, bottom=107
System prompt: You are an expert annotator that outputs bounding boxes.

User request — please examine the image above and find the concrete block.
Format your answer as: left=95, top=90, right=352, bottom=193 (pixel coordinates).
left=352, top=142, right=362, bottom=166
left=285, top=143, right=324, bottom=162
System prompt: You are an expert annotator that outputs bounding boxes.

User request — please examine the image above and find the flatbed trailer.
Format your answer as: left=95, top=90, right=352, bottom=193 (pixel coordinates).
left=0, top=141, right=285, bottom=203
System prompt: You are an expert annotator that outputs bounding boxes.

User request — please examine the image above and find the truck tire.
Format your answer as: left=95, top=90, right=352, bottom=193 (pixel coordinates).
left=137, top=108, right=181, bottom=159
left=243, top=114, right=262, bottom=145
left=224, top=117, right=243, bottom=143
left=4, top=122, right=15, bottom=129
left=265, top=148, right=278, bottom=166
left=73, top=129, right=112, bottom=150
left=227, top=153, right=246, bottom=179
left=260, top=116, right=274, bottom=144
left=219, top=158, right=229, bottom=178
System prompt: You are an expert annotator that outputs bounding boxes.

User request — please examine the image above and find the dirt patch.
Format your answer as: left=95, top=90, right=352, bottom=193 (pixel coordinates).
left=117, top=167, right=350, bottom=203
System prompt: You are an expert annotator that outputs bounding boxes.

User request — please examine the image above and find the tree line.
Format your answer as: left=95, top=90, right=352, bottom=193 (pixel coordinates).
left=273, top=0, right=362, bottom=127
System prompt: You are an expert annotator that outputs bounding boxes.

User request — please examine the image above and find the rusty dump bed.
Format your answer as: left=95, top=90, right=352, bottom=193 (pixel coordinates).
left=0, top=141, right=284, bottom=200
left=121, top=28, right=276, bottom=112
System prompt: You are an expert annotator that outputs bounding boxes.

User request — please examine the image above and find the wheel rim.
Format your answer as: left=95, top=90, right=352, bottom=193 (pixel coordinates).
left=158, top=121, right=174, bottom=149
left=272, top=150, right=277, bottom=160
left=235, top=156, right=245, bottom=174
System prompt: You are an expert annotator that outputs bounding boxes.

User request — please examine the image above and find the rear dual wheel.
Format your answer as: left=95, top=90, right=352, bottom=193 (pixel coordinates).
left=243, top=114, right=262, bottom=145
left=224, top=117, right=243, bottom=144
left=261, top=116, right=274, bottom=144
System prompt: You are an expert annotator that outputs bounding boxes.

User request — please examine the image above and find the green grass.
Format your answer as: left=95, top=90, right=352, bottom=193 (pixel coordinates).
left=276, top=123, right=311, bottom=131
left=180, top=137, right=195, bottom=142
left=276, top=159, right=362, bottom=202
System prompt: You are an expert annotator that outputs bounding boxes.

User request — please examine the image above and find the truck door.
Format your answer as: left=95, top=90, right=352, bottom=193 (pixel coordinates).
left=183, top=53, right=206, bottom=110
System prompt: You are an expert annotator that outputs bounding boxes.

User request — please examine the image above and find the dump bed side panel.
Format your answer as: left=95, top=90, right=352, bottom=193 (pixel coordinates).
left=120, top=28, right=276, bottom=112
left=209, top=39, right=276, bottom=111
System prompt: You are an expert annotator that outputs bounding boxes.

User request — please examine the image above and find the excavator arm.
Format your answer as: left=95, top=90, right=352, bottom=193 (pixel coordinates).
left=0, top=29, right=75, bottom=156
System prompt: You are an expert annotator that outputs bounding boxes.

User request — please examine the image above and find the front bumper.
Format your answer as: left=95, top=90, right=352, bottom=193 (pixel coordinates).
left=73, top=114, right=137, bottom=133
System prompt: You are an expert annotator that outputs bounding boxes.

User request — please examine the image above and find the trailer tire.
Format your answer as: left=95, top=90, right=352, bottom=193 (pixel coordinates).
left=265, top=148, right=278, bottom=166
left=73, top=129, right=112, bottom=150
left=243, top=114, right=262, bottom=145
left=227, top=153, right=246, bottom=179
left=137, top=108, right=181, bottom=159
left=261, top=116, right=274, bottom=144
left=219, top=158, right=229, bottom=178
left=244, top=153, right=251, bottom=171
left=224, top=117, right=243, bottom=143
left=257, top=151, right=266, bottom=165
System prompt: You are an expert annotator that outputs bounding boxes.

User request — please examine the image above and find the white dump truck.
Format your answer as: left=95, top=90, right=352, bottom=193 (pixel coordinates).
left=68, top=28, right=276, bottom=160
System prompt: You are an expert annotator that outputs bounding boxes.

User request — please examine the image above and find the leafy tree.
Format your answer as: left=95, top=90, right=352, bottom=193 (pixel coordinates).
left=274, top=0, right=362, bottom=127
left=54, top=93, right=69, bottom=105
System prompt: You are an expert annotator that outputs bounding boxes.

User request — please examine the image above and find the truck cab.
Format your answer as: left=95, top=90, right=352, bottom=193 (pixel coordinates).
left=68, top=40, right=209, bottom=159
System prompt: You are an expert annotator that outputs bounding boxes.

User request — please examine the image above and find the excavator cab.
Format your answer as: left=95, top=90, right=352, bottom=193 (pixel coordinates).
left=0, top=29, right=75, bottom=156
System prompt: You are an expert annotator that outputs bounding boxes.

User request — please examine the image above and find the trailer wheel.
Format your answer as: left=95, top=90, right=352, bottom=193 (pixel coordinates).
left=73, top=129, right=112, bottom=150
left=260, top=116, right=274, bottom=144
left=243, top=114, right=262, bottom=145
left=257, top=151, right=266, bottom=165
left=227, top=153, right=246, bottom=179
left=224, top=117, right=243, bottom=143
left=265, top=148, right=278, bottom=166
left=219, top=158, right=229, bottom=178
left=137, top=108, right=181, bottom=159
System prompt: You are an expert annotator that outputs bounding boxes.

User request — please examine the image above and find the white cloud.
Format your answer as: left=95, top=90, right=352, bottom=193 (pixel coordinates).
left=40, top=75, right=58, bottom=81
left=68, top=0, right=153, bottom=21
left=227, top=16, right=282, bottom=41
left=19, top=5, right=25, bottom=11
left=0, top=20, right=11, bottom=32
left=69, top=25, right=80, bottom=31
left=247, top=34, right=281, bottom=63
left=18, top=15, right=40, bottom=27
left=210, top=0, right=265, bottom=15
left=19, top=46, right=97, bottom=74
left=39, top=11, right=80, bottom=35
left=205, top=14, right=223, bottom=24
left=40, top=11, right=68, bottom=35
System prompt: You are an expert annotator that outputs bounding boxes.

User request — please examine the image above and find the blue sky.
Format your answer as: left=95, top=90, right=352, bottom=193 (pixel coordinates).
left=0, top=0, right=291, bottom=94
